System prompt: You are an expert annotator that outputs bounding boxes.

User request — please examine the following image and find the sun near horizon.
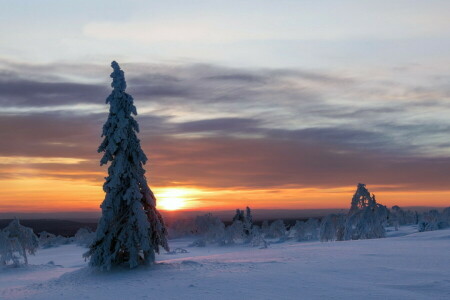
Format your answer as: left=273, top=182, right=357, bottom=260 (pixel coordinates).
left=0, top=1, right=449, bottom=216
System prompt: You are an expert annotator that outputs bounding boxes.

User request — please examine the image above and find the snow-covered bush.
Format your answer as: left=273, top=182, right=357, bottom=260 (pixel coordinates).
left=249, top=225, right=268, bottom=248
left=74, top=227, right=95, bottom=247
left=1, top=219, right=38, bottom=265
left=292, top=220, right=306, bottom=241
left=418, top=209, right=449, bottom=232
left=84, top=61, right=169, bottom=270
left=194, top=213, right=225, bottom=243
left=441, top=207, right=450, bottom=226
left=39, top=231, right=73, bottom=248
left=261, top=220, right=269, bottom=236
left=0, top=231, right=20, bottom=266
left=294, top=218, right=319, bottom=241
left=390, top=206, right=417, bottom=228
left=320, top=214, right=345, bottom=242
left=266, top=220, right=286, bottom=240
left=344, top=204, right=388, bottom=240
left=38, top=231, right=55, bottom=242
left=42, top=235, right=73, bottom=248
left=219, top=221, right=246, bottom=246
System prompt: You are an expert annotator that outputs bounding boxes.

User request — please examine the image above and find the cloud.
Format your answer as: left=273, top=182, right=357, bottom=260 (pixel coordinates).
left=0, top=59, right=449, bottom=193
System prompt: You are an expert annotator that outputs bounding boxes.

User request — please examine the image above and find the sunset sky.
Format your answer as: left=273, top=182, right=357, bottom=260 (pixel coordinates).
left=1, top=1, right=449, bottom=214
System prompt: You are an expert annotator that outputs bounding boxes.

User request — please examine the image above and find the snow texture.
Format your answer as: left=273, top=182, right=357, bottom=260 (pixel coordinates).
left=1, top=226, right=449, bottom=299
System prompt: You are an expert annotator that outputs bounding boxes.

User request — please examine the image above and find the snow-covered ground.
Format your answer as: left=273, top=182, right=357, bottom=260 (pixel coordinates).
left=1, top=226, right=449, bottom=300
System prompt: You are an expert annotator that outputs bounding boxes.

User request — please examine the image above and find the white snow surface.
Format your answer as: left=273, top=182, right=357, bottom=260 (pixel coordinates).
left=1, top=226, right=449, bottom=300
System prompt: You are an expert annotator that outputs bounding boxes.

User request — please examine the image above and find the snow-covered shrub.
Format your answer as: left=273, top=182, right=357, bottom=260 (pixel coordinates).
left=249, top=226, right=268, bottom=248
left=440, top=207, right=450, bottom=226
left=292, top=220, right=306, bottom=241
left=390, top=206, right=417, bottom=227
left=194, top=213, right=225, bottom=243
left=266, top=220, right=286, bottom=239
left=46, top=236, right=73, bottom=248
left=261, top=220, right=269, bottom=236
left=39, top=231, right=73, bottom=249
left=418, top=209, right=449, bottom=232
left=84, top=62, right=169, bottom=270
left=38, top=231, right=55, bottom=241
left=344, top=204, right=388, bottom=240
left=0, top=231, right=20, bottom=266
left=74, top=227, right=95, bottom=247
left=220, top=220, right=246, bottom=246
left=305, top=218, right=319, bottom=240
left=1, top=219, right=38, bottom=265
left=320, top=214, right=345, bottom=242
left=166, top=248, right=189, bottom=255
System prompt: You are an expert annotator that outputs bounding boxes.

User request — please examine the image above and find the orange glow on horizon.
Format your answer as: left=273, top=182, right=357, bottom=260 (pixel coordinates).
left=0, top=177, right=449, bottom=213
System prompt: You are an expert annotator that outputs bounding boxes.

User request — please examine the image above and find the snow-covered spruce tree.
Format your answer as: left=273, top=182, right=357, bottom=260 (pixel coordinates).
left=232, top=207, right=253, bottom=235
left=343, top=184, right=388, bottom=240
left=244, top=206, right=253, bottom=235
left=1, top=219, right=39, bottom=265
left=232, top=209, right=245, bottom=223
left=84, top=61, right=169, bottom=270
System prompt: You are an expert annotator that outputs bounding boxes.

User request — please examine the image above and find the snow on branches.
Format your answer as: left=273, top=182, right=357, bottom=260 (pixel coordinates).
left=0, top=219, right=38, bottom=266
left=84, top=62, right=169, bottom=270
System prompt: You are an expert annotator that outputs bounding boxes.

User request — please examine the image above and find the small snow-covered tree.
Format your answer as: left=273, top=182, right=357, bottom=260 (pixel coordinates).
left=343, top=185, right=388, bottom=240
left=194, top=213, right=225, bottom=243
left=84, top=61, right=169, bottom=270
left=75, top=227, right=95, bottom=247
left=267, top=220, right=286, bottom=239
left=0, top=231, right=19, bottom=266
left=304, top=218, right=319, bottom=240
left=232, top=209, right=245, bottom=223
left=249, top=225, right=268, bottom=248
left=261, top=220, right=269, bottom=236
left=1, top=219, right=38, bottom=265
left=390, top=205, right=416, bottom=227
left=441, top=207, right=450, bottom=226
left=418, top=209, right=449, bottom=232
left=232, top=207, right=253, bottom=235
left=219, top=220, right=246, bottom=246
left=320, top=214, right=345, bottom=242
left=244, top=206, right=253, bottom=234
left=293, top=220, right=307, bottom=241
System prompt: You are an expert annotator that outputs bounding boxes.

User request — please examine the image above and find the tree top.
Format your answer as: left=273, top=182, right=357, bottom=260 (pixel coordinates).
left=110, top=60, right=127, bottom=91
